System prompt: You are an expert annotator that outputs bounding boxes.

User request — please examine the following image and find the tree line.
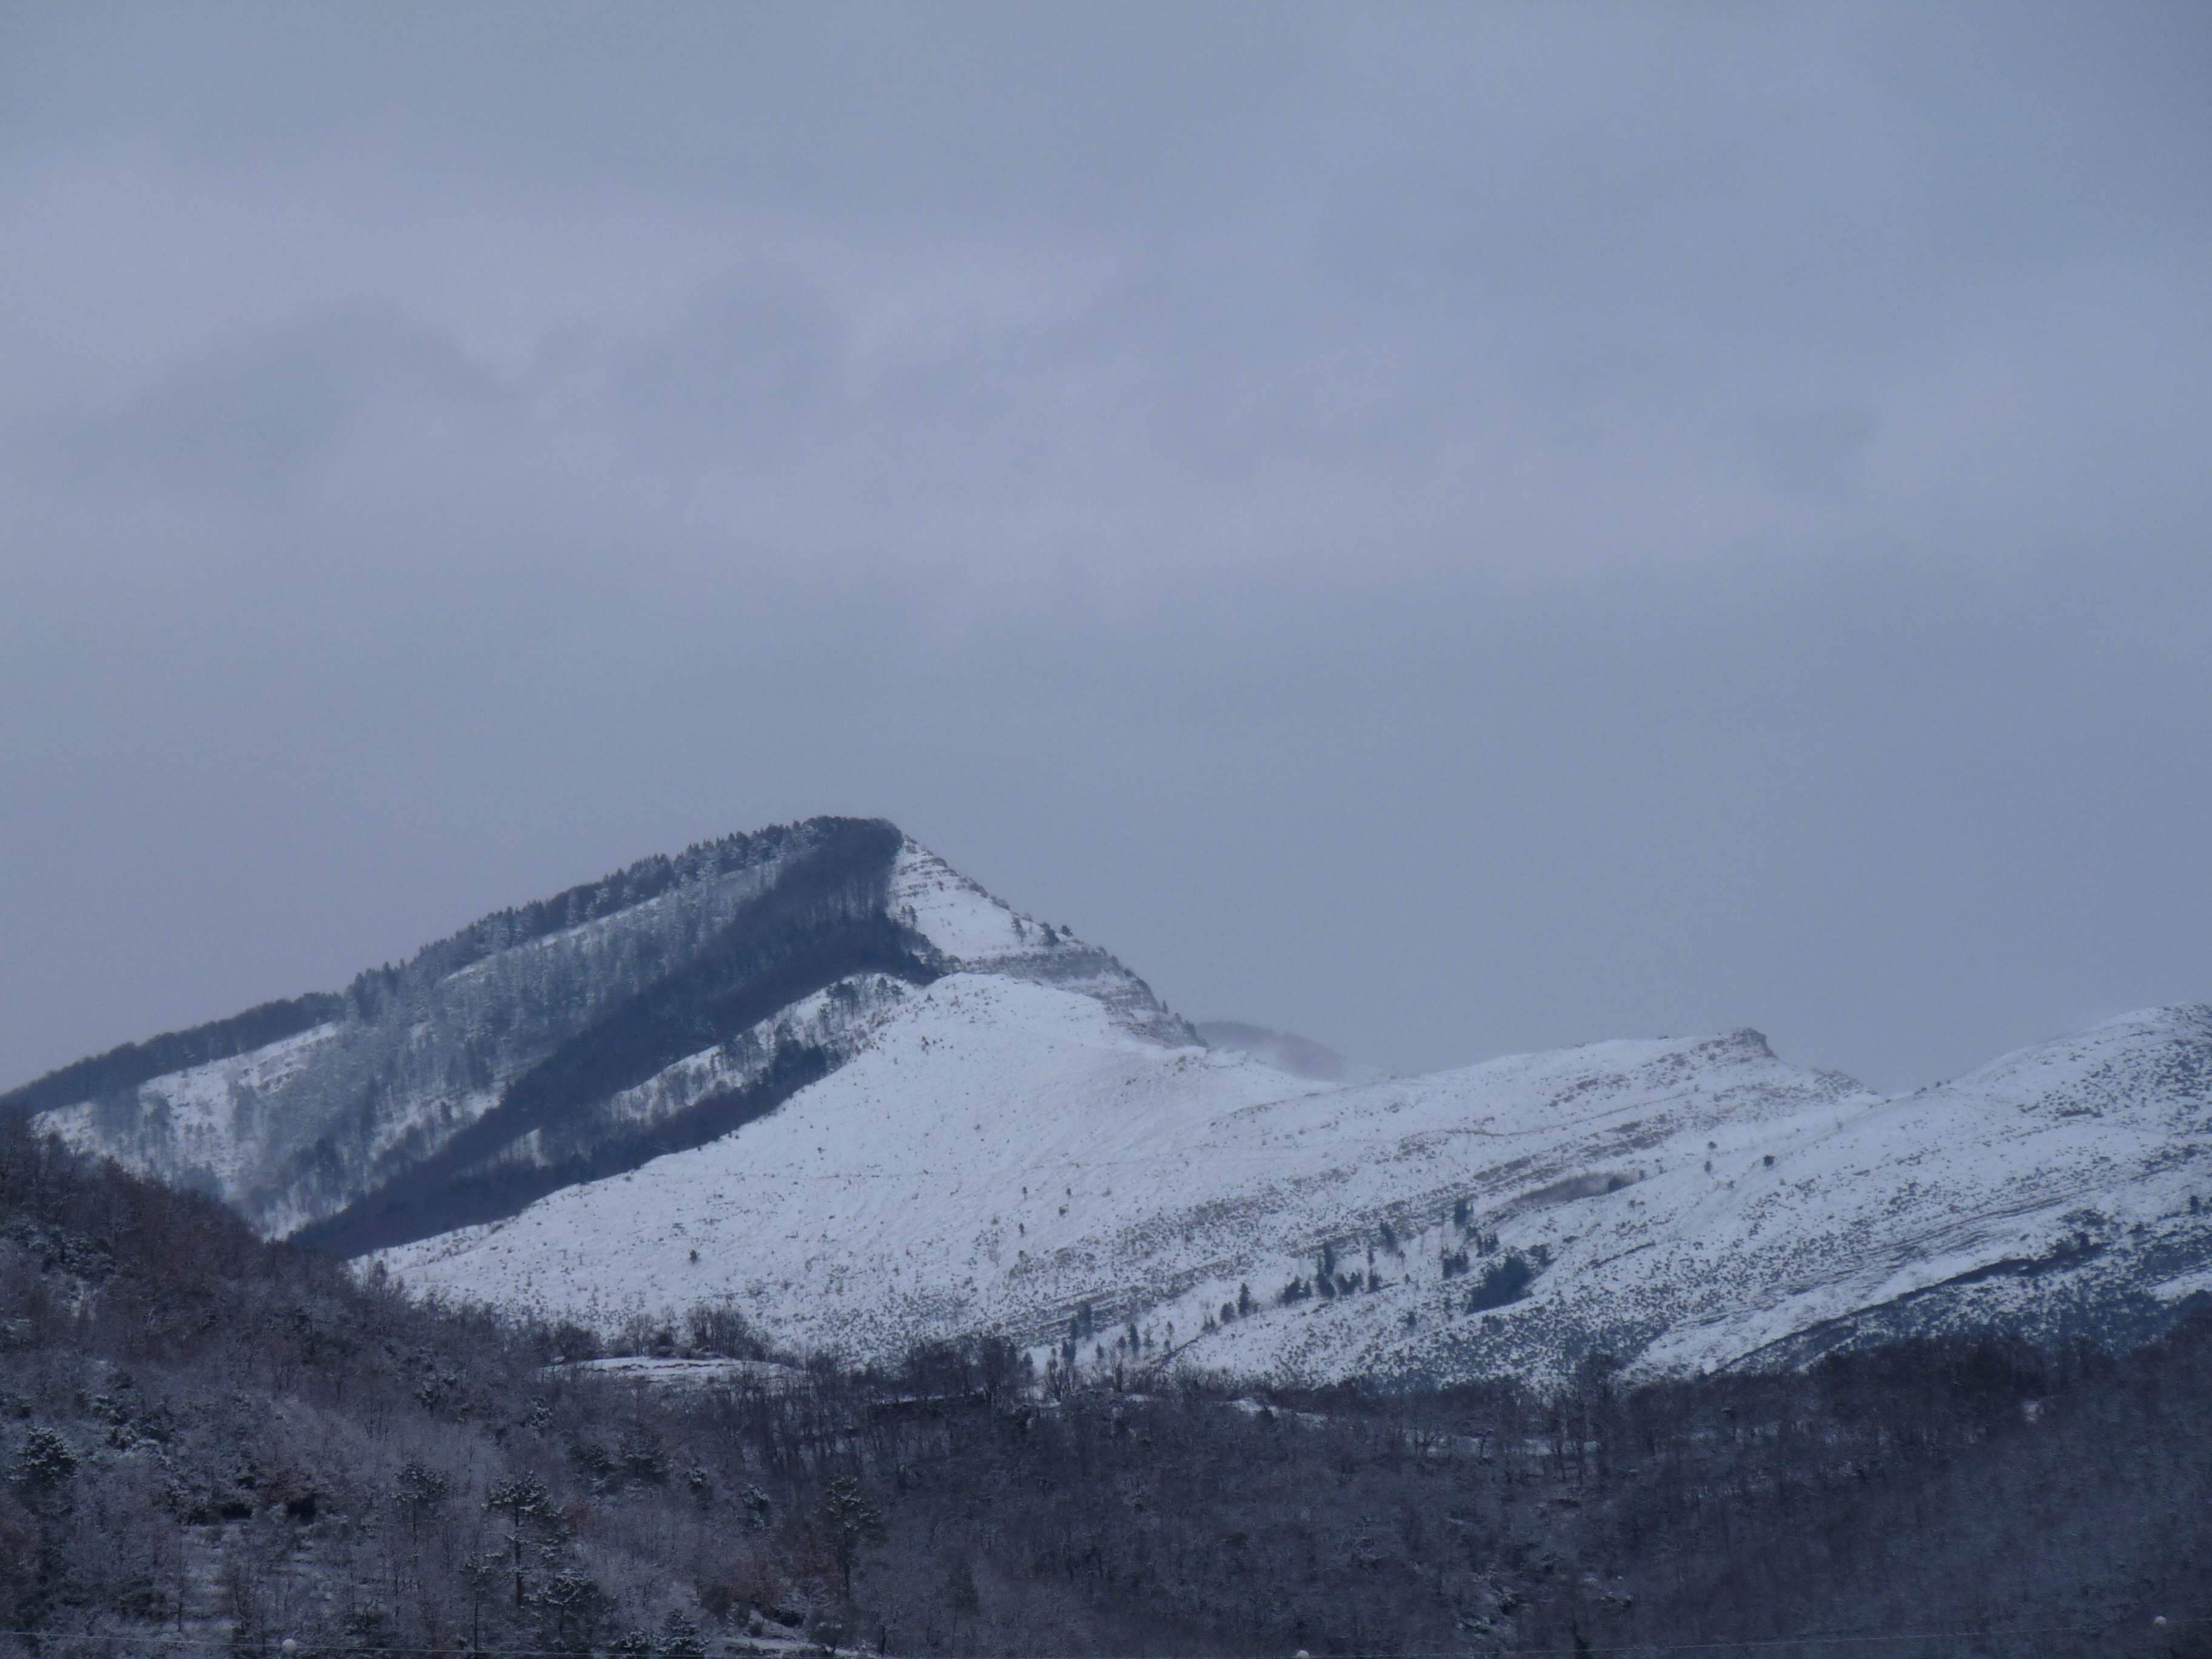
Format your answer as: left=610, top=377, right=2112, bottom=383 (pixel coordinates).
left=0, top=1115, right=2203, bottom=1658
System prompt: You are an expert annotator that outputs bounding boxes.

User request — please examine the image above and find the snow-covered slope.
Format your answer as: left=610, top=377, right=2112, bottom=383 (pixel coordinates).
left=889, top=840, right=1192, bottom=1045
left=12, top=814, right=2209, bottom=1386
left=19, top=822, right=828, bottom=1233
left=374, top=967, right=2212, bottom=1384
left=8, top=819, right=1191, bottom=1246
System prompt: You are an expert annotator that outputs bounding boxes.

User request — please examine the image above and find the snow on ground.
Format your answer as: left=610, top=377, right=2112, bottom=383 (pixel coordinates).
left=891, top=840, right=1044, bottom=964
left=889, top=838, right=1194, bottom=1044
left=552, top=1357, right=809, bottom=1390
left=1193, top=1007, right=2212, bottom=1384
left=581, top=974, right=916, bottom=1143
left=36, top=1021, right=347, bottom=1195
left=375, top=974, right=1329, bottom=1353
left=372, top=977, right=2212, bottom=1386
left=21, top=833, right=1192, bottom=1242
left=23, top=843, right=800, bottom=1234
left=29, top=824, right=2210, bottom=1387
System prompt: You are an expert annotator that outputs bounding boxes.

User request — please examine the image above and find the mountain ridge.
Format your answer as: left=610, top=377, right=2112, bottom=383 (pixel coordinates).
left=10, top=817, right=2208, bottom=1387
left=369, top=990, right=2212, bottom=1386
left=6, top=817, right=1193, bottom=1245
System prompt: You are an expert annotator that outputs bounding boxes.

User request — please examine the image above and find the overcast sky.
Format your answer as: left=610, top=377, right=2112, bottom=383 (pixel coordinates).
left=2, top=2, right=2208, bottom=1095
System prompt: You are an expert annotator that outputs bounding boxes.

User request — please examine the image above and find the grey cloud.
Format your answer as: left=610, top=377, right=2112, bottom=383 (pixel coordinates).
left=0, top=2, right=2206, bottom=1101
left=1749, top=407, right=1879, bottom=503
left=5, top=532, right=2204, bottom=1099
left=52, top=304, right=498, bottom=498
left=607, top=273, right=843, bottom=461
left=7, top=4, right=2204, bottom=584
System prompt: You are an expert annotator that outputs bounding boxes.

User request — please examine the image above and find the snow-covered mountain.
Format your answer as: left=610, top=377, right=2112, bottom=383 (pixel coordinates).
left=5, top=819, right=1187, bottom=1247
left=7, top=817, right=2208, bottom=1385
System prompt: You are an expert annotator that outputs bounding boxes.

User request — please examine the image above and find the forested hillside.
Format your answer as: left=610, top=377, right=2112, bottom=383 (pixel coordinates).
left=0, top=1122, right=2204, bottom=1658
left=3, top=820, right=838, bottom=1236
left=8, top=818, right=1195, bottom=1266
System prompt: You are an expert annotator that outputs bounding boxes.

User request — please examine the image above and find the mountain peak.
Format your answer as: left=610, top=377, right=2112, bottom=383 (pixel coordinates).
left=7, top=818, right=1193, bottom=1253
left=8, top=817, right=2208, bottom=1389
left=893, top=837, right=1196, bottom=1046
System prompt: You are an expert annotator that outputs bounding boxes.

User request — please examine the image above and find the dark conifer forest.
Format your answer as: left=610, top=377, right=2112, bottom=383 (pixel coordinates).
left=0, top=1119, right=2203, bottom=1659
